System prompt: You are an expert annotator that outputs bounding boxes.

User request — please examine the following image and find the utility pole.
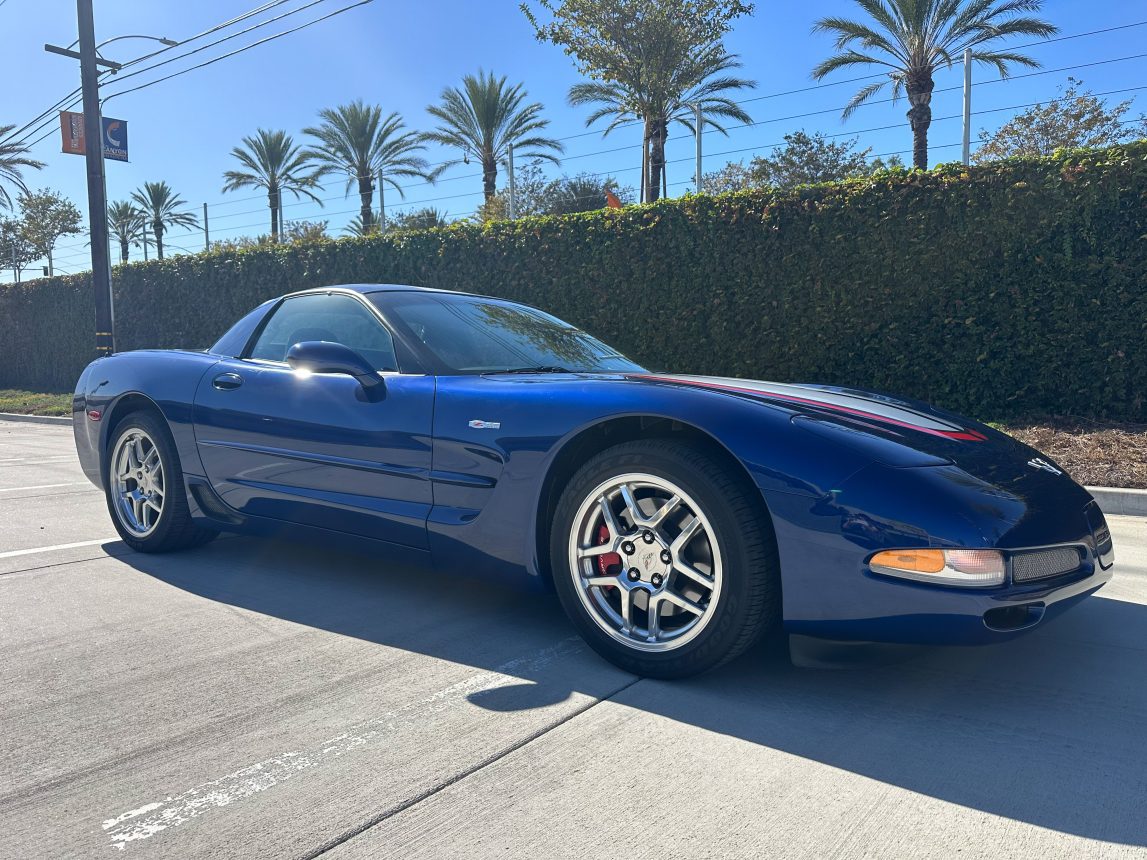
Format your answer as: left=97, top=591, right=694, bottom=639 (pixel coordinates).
left=203, top=202, right=210, bottom=250
left=962, top=47, right=972, bottom=166
left=694, top=103, right=703, bottom=193
left=377, top=167, right=386, bottom=231
left=506, top=143, right=516, bottom=219
left=76, top=0, right=115, bottom=356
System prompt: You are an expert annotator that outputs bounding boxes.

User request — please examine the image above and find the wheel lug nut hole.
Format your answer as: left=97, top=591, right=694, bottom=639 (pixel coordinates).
left=627, top=568, right=641, bottom=581
left=622, top=542, right=635, bottom=555
left=642, top=531, right=655, bottom=543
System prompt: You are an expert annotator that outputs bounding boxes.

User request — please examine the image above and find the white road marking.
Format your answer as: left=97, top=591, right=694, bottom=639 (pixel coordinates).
left=101, top=638, right=584, bottom=850
left=0, top=482, right=91, bottom=492
left=0, top=538, right=117, bottom=559
left=0, top=456, right=78, bottom=464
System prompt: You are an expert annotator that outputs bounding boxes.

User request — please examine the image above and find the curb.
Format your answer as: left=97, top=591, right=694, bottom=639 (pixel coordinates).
left=0, top=412, right=73, bottom=426
left=1085, top=486, right=1147, bottom=518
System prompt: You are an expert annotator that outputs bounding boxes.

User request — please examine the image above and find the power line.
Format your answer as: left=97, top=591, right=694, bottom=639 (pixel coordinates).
left=105, top=0, right=332, bottom=88
left=102, top=0, right=376, bottom=104
left=42, top=72, right=1147, bottom=257
left=0, top=0, right=304, bottom=147
left=15, top=2, right=373, bottom=152
left=201, top=52, right=1147, bottom=220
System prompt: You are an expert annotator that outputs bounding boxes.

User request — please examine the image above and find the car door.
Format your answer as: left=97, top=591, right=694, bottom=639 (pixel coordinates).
left=192, top=291, right=434, bottom=549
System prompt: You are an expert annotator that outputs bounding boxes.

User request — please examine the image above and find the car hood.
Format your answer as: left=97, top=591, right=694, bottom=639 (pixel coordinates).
left=625, top=373, right=1068, bottom=487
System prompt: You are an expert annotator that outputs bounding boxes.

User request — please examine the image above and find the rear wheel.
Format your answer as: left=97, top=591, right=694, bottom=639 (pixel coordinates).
left=550, top=439, right=780, bottom=678
left=105, top=411, right=216, bottom=553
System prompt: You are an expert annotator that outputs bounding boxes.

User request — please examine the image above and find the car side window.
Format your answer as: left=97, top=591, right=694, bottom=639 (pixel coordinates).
left=248, top=293, right=398, bottom=372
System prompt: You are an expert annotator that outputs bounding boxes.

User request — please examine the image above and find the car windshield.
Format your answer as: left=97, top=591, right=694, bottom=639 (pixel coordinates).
left=374, top=292, right=645, bottom=375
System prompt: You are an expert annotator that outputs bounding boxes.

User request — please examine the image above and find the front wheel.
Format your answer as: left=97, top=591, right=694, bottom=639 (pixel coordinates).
left=550, top=439, right=780, bottom=678
left=105, top=411, right=216, bottom=553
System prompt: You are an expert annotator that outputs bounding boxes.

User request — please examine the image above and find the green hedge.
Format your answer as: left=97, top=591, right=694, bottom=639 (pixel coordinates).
left=2, top=142, right=1145, bottom=419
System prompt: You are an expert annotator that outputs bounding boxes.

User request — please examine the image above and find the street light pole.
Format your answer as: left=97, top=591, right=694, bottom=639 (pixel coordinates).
left=77, top=0, right=115, bottom=357
left=694, top=103, right=703, bottom=194
left=47, top=25, right=173, bottom=354
left=962, top=47, right=973, bottom=166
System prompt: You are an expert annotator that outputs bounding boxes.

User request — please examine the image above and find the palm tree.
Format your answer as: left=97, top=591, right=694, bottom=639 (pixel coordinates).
left=130, top=181, right=198, bottom=260
left=0, top=125, right=45, bottom=209
left=223, top=129, right=324, bottom=241
left=304, top=101, right=432, bottom=235
left=423, top=70, right=563, bottom=203
left=569, top=50, right=754, bottom=203
left=107, top=201, right=146, bottom=264
left=811, top=0, right=1058, bottom=170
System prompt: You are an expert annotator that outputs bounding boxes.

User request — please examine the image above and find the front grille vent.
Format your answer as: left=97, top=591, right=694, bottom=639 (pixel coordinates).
left=1011, top=547, right=1082, bottom=583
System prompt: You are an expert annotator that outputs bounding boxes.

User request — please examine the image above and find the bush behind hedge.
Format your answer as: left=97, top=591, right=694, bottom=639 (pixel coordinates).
left=2, top=142, right=1145, bottom=420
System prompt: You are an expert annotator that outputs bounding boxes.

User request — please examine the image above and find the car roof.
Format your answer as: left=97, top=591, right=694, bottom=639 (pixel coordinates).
left=284, top=283, right=486, bottom=300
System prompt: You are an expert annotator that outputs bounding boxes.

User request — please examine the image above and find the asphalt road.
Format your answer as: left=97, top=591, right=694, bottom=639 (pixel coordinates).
left=2, top=420, right=1145, bottom=859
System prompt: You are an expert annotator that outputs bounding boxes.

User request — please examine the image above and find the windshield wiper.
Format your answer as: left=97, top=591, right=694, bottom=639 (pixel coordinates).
left=489, top=365, right=573, bottom=374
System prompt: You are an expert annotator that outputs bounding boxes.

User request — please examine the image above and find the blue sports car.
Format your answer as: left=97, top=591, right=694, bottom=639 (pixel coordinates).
left=73, top=284, right=1115, bottom=678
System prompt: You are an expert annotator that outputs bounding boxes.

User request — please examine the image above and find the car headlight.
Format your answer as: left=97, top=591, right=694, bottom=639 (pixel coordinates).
left=869, top=548, right=1005, bottom=588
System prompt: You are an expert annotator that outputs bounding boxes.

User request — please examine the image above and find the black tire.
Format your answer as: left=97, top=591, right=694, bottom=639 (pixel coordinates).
left=550, top=439, right=780, bottom=679
left=104, top=410, right=217, bottom=553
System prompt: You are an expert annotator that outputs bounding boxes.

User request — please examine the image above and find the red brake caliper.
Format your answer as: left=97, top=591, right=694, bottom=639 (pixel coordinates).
left=596, top=524, right=622, bottom=586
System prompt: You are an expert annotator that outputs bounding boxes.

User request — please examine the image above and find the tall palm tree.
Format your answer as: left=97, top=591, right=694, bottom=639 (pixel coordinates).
left=0, top=125, right=45, bottom=209
left=107, top=200, right=146, bottom=264
left=569, top=50, right=754, bottom=203
left=130, top=181, right=198, bottom=260
left=423, top=70, right=563, bottom=203
left=304, top=101, right=431, bottom=235
left=223, top=129, right=324, bottom=241
left=812, top=0, right=1058, bottom=170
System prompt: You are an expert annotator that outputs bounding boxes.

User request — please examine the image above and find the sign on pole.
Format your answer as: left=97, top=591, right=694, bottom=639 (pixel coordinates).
left=60, top=110, right=129, bottom=162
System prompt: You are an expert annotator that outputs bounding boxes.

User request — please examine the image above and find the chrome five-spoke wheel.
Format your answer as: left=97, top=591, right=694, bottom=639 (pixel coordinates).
left=552, top=439, right=780, bottom=678
left=110, top=427, right=166, bottom=537
left=569, top=472, right=723, bottom=652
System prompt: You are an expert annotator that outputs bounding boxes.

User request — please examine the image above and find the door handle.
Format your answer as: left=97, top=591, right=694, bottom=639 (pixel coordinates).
left=212, top=372, right=243, bottom=391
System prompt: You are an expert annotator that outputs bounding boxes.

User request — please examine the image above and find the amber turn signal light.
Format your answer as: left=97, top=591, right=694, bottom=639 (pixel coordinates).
left=869, top=548, right=1005, bottom=588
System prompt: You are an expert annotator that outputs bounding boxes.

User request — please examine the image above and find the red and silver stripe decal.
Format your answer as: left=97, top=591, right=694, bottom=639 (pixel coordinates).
left=631, top=375, right=987, bottom=442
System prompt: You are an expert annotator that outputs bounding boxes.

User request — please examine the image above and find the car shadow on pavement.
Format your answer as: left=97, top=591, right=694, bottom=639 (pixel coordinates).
left=119, top=535, right=1147, bottom=848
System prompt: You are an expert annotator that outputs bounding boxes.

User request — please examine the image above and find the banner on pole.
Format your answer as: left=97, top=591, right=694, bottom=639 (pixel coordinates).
left=60, top=111, right=129, bottom=162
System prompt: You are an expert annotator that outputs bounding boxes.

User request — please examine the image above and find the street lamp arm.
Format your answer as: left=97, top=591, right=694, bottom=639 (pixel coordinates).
left=66, top=34, right=179, bottom=51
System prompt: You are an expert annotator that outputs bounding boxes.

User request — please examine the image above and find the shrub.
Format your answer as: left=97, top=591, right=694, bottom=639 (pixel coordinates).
left=2, top=142, right=1145, bottom=420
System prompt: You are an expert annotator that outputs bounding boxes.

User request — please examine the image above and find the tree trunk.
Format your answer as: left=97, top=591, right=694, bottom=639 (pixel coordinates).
left=357, top=172, right=374, bottom=232
left=482, top=154, right=497, bottom=203
left=646, top=119, right=668, bottom=203
left=908, top=103, right=932, bottom=169
left=46, top=249, right=53, bottom=278
left=154, top=221, right=164, bottom=260
left=270, top=188, right=281, bottom=241
left=640, top=121, right=649, bottom=203
left=906, top=72, right=935, bottom=170
left=119, top=238, right=129, bottom=264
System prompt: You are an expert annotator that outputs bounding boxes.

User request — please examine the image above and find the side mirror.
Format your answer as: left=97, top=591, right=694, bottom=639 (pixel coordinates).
left=286, top=341, right=385, bottom=394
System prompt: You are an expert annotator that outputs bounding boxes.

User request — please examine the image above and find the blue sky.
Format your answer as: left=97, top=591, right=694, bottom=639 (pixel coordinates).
left=3, top=0, right=1145, bottom=279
